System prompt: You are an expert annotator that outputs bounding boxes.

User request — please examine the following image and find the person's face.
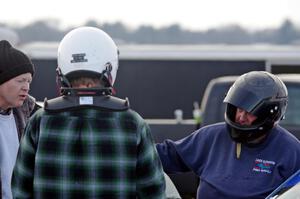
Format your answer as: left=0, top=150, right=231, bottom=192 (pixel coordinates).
left=235, top=108, right=257, bottom=126
left=0, top=73, right=32, bottom=110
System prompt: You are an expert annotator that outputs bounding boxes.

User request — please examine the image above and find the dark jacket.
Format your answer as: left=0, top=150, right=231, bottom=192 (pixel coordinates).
left=13, top=96, right=38, bottom=140
left=0, top=95, right=38, bottom=199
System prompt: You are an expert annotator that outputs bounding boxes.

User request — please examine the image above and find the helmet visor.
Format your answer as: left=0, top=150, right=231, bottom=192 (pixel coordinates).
left=224, top=87, right=260, bottom=114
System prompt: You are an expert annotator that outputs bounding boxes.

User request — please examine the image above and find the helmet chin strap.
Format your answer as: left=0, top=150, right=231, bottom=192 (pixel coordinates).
left=100, top=63, right=113, bottom=86
left=100, top=62, right=116, bottom=95
left=56, top=67, right=72, bottom=96
left=236, top=143, right=241, bottom=159
left=56, top=67, right=71, bottom=88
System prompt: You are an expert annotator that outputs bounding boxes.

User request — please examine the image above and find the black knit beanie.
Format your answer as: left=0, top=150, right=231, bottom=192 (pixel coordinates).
left=0, top=40, right=35, bottom=85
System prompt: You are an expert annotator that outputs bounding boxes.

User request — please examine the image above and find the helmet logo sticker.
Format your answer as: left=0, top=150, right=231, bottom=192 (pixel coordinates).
left=253, top=158, right=275, bottom=174
left=71, top=53, right=88, bottom=63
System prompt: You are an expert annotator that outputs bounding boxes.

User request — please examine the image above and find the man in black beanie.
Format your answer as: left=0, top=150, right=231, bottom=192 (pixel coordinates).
left=0, top=40, right=38, bottom=199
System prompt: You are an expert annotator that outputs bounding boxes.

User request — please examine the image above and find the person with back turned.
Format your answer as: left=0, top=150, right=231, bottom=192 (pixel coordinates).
left=12, top=27, right=166, bottom=199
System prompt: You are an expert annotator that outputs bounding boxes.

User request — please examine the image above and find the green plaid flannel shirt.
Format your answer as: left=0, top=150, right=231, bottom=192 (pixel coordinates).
left=12, top=108, right=166, bottom=199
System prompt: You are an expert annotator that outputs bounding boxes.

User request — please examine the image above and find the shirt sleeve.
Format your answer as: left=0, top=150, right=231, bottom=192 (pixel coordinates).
left=136, top=122, right=166, bottom=199
left=156, top=128, right=209, bottom=174
left=12, top=113, right=40, bottom=199
left=156, top=139, right=190, bottom=173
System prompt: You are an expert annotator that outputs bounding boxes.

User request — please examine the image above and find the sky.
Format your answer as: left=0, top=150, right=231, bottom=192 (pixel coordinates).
left=0, top=0, right=299, bottom=31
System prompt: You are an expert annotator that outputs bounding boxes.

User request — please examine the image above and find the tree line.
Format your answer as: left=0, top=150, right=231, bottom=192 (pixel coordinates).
left=1, top=18, right=299, bottom=45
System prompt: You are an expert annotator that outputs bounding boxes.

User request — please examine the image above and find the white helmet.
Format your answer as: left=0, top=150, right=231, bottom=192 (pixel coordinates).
left=57, top=26, right=119, bottom=86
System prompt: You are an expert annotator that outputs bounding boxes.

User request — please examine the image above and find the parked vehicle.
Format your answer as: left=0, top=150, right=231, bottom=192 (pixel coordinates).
left=200, top=73, right=300, bottom=140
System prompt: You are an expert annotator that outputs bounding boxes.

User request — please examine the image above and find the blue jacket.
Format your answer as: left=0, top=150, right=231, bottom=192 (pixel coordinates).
left=157, top=122, right=300, bottom=199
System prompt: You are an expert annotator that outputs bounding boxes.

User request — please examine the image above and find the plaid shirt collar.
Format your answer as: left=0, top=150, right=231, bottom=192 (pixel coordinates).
left=0, top=107, right=12, bottom=115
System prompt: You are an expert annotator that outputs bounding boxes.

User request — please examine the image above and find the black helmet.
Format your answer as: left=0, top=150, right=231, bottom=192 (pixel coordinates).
left=224, top=71, right=288, bottom=143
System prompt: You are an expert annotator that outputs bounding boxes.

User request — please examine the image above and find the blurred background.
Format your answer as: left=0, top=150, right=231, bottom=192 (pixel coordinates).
left=0, top=0, right=299, bottom=46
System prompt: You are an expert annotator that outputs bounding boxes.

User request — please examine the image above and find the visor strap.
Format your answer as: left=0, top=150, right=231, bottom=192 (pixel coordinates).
left=236, top=142, right=241, bottom=159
